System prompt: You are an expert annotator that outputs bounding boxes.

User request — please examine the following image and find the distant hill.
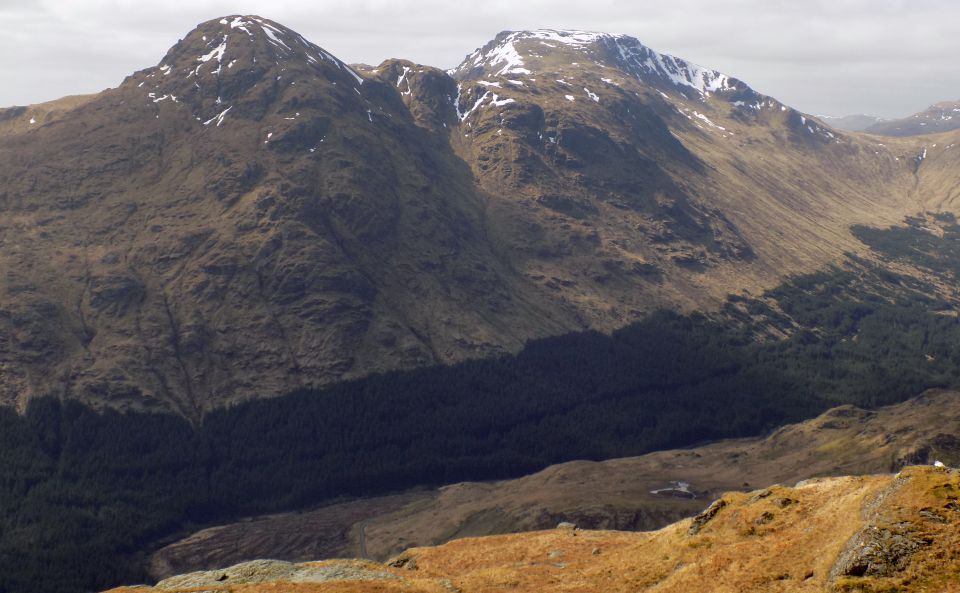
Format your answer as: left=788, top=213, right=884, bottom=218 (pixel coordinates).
left=818, top=113, right=887, bottom=132
left=866, top=100, right=960, bottom=136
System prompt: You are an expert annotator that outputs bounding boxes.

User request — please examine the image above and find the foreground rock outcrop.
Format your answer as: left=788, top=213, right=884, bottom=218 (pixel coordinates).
left=149, top=559, right=396, bottom=589
left=109, top=465, right=960, bottom=592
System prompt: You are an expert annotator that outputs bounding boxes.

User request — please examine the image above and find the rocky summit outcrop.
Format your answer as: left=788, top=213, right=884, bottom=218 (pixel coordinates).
left=0, top=18, right=949, bottom=415
left=107, top=465, right=960, bottom=593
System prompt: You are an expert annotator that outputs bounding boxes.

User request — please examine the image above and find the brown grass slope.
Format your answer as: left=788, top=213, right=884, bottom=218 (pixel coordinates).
left=441, top=30, right=926, bottom=320
left=108, top=465, right=960, bottom=593
left=0, top=94, right=96, bottom=135
left=149, top=390, right=960, bottom=578
left=0, top=23, right=946, bottom=414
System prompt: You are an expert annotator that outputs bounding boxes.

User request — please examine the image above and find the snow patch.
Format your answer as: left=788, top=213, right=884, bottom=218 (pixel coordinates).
left=650, top=481, right=696, bottom=498
left=203, top=106, right=232, bottom=127
left=469, top=34, right=528, bottom=76
left=455, top=88, right=517, bottom=120
left=397, top=65, right=412, bottom=96
left=228, top=16, right=254, bottom=35
left=397, top=65, right=411, bottom=87
left=691, top=111, right=724, bottom=130
left=260, top=25, right=291, bottom=52
left=197, top=36, right=228, bottom=76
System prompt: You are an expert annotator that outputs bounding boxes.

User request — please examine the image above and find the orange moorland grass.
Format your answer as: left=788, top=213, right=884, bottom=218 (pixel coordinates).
left=107, top=466, right=960, bottom=593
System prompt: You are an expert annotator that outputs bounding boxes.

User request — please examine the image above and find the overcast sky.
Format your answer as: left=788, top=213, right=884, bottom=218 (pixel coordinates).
left=2, top=0, right=958, bottom=118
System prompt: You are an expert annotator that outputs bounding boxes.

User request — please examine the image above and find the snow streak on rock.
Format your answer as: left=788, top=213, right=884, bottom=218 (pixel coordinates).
left=456, top=29, right=735, bottom=99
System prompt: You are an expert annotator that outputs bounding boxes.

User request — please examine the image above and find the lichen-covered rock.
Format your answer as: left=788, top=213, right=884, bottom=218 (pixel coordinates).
left=155, top=559, right=395, bottom=589
left=688, top=498, right=727, bottom=535
left=830, top=525, right=925, bottom=578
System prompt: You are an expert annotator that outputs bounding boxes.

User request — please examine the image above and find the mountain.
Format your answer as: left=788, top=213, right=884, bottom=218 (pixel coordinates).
left=818, top=113, right=887, bottom=132
left=867, top=100, right=960, bottom=136
left=0, top=17, right=568, bottom=417
left=148, top=389, right=960, bottom=577
left=6, top=17, right=960, bottom=593
left=109, top=464, right=960, bottom=593
left=0, top=20, right=934, bottom=416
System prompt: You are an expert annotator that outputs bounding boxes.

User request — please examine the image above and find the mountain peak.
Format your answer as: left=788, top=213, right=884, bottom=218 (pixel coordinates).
left=153, top=15, right=363, bottom=84
left=452, top=29, right=611, bottom=79
left=119, top=15, right=369, bottom=131
left=453, top=29, right=741, bottom=100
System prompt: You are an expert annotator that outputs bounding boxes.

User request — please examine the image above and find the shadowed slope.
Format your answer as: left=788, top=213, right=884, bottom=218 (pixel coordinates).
left=149, top=390, right=960, bottom=576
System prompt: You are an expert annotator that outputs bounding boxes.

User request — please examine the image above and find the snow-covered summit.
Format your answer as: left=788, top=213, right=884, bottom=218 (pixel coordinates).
left=606, top=34, right=733, bottom=97
left=125, top=15, right=369, bottom=129
left=453, top=29, right=740, bottom=100
left=149, top=15, right=363, bottom=85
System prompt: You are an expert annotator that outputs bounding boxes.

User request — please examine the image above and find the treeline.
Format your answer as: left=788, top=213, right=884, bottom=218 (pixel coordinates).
left=2, top=221, right=960, bottom=593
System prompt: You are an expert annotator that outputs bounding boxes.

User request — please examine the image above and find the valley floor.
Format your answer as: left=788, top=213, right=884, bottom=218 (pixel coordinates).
left=149, top=390, right=960, bottom=580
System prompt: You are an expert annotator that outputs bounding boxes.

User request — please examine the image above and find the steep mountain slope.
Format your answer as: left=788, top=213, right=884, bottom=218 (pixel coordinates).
left=109, top=465, right=960, bottom=593
left=913, top=127, right=960, bottom=213
left=149, top=389, right=960, bottom=577
left=867, top=99, right=960, bottom=136
left=0, top=21, right=938, bottom=415
left=0, top=18, right=575, bottom=416
left=436, top=30, right=921, bottom=316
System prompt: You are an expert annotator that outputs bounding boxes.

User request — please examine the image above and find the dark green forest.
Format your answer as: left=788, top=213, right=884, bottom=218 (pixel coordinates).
left=3, top=220, right=960, bottom=593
